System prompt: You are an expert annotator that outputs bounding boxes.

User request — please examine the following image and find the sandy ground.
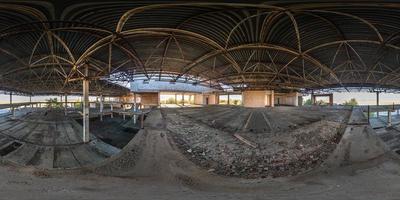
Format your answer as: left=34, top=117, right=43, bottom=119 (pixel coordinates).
left=0, top=130, right=399, bottom=199
left=0, top=109, right=399, bottom=199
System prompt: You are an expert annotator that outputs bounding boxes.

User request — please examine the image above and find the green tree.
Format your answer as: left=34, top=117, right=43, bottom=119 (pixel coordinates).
left=46, top=98, right=62, bottom=108
left=303, top=99, right=312, bottom=105
left=344, top=98, right=358, bottom=106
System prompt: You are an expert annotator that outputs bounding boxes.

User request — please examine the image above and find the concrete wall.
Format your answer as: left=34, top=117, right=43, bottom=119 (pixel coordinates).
left=201, top=94, right=216, bottom=105
left=242, top=90, right=274, bottom=107
left=138, top=92, right=159, bottom=106
left=194, top=94, right=203, bottom=104
left=274, top=92, right=299, bottom=106
left=243, top=91, right=266, bottom=107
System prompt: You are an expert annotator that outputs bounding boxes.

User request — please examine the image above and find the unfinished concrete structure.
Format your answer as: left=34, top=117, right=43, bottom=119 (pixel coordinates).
left=0, top=1, right=399, bottom=199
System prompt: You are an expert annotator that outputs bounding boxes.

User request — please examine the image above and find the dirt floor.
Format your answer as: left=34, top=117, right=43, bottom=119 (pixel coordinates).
left=162, top=106, right=351, bottom=178
left=0, top=109, right=398, bottom=200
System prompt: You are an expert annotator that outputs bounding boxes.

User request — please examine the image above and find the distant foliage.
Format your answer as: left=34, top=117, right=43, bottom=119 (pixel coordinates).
left=316, top=100, right=328, bottom=105
left=303, top=99, right=312, bottom=105
left=74, top=102, right=82, bottom=109
left=46, top=98, right=62, bottom=108
left=165, top=97, right=175, bottom=104
left=344, top=98, right=358, bottom=106
left=303, top=98, right=329, bottom=105
left=232, top=99, right=241, bottom=105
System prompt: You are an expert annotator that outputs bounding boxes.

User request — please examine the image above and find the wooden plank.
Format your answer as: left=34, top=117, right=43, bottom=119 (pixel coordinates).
left=242, top=111, right=253, bottom=131
left=233, top=133, right=257, bottom=148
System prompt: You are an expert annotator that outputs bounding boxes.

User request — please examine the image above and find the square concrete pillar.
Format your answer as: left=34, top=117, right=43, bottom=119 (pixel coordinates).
left=242, top=90, right=274, bottom=108
left=82, top=79, right=90, bottom=143
left=64, top=94, right=68, bottom=116
left=270, top=90, right=274, bottom=107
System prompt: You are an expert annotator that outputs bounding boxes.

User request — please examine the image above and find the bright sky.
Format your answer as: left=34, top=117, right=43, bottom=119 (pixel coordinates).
left=303, top=92, right=400, bottom=105
left=0, top=94, right=99, bottom=104
left=0, top=91, right=399, bottom=106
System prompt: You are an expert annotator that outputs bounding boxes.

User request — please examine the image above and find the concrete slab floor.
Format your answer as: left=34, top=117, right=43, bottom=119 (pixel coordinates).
left=0, top=107, right=398, bottom=199
left=0, top=109, right=121, bottom=169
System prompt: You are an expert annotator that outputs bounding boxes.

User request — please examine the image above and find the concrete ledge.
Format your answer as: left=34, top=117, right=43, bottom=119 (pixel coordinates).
left=325, top=124, right=389, bottom=167
left=348, top=107, right=369, bottom=125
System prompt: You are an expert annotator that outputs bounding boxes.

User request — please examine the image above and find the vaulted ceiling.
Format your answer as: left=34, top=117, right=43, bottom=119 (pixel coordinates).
left=1, top=1, right=400, bottom=93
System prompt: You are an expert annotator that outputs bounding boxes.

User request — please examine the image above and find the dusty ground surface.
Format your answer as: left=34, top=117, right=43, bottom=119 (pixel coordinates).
left=0, top=109, right=398, bottom=200
left=163, top=106, right=351, bottom=178
left=0, top=158, right=399, bottom=200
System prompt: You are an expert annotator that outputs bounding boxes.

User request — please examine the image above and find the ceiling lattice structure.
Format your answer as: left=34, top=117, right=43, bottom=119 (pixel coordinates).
left=1, top=1, right=400, bottom=93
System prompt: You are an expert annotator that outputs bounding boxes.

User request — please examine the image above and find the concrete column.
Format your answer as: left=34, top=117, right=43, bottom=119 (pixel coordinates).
left=110, top=103, right=113, bottom=118
left=64, top=94, right=68, bottom=116
left=377, top=91, right=380, bottom=118
left=175, top=94, right=177, bottom=105
left=29, top=95, right=33, bottom=108
left=311, top=91, right=315, bottom=105
left=9, top=92, right=14, bottom=116
left=388, top=110, right=392, bottom=127
left=271, top=91, right=275, bottom=107
left=133, top=93, right=138, bottom=110
left=182, top=93, right=184, bottom=106
left=82, top=67, right=90, bottom=143
left=133, top=93, right=137, bottom=124
left=298, top=95, right=303, bottom=106
left=329, top=94, right=333, bottom=106
left=376, top=91, right=380, bottom=106
left=99, top=94, right=104, bottom=121
left=227, top=93, right=230, bottom=105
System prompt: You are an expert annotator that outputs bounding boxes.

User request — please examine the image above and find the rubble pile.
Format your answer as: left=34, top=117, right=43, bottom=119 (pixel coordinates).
left=165, top=107, right=349, bottom=178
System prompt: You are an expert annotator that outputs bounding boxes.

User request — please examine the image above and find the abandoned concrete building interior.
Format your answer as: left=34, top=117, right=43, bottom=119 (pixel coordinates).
left=0, top=1, right=400, bottom=199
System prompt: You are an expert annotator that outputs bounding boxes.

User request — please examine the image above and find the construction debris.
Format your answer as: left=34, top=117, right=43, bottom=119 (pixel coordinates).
left=164, top=106, right=350, bottom=178
left=233, top=134, right=257, bottom=148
